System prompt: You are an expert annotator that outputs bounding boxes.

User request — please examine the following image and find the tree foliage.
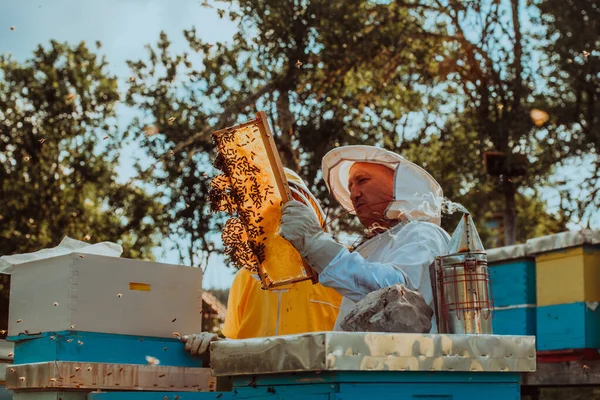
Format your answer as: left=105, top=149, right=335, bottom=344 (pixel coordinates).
left=0, top=41, right=167, bottom=259
left=125, top=0, right=577, bottom=253
left=125, top=0, right=447, bottom=245
left=537, top=0, right=599, bottom=228
left=125, top=32, right=229, bottom=268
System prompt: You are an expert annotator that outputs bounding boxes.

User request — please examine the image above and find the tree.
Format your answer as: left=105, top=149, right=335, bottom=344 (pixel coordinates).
left=387, top=0, right=576, bottom=245
left=126, top=0, right=445, bottom=250
left=0, top=41, right=168, bottom=259
left=399, top=115, right=567, bottom=247
left=127, top=0, right=573, bottom=258
left=537, top=0, right=600, bottom=228
left=125, top=32, right=230, bottom=269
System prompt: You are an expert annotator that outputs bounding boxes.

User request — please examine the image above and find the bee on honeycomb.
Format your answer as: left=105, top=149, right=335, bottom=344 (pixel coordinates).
left=209, top=112, right=316, bottom=288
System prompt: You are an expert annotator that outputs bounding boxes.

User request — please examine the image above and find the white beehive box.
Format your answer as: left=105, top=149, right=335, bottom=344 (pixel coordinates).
left=8, top=253, right=203, bottom=337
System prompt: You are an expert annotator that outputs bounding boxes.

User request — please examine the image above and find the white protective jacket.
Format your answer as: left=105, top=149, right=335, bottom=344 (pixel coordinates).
left=319, top=146, right=451, bottom=332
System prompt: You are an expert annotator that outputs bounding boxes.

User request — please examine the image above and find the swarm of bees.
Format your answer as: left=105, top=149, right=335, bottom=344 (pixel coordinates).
left=209, top=115, right=309, bottom=287
left=210, top=126, right=278, bottom=272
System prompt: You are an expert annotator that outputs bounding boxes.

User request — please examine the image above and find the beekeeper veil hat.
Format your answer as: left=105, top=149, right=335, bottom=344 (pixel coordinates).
left=322, top=145, right=443, bottom=225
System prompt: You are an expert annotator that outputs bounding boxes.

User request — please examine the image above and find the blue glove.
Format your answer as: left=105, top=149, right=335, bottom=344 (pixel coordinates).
left=280, top=200, right=345, bottom=273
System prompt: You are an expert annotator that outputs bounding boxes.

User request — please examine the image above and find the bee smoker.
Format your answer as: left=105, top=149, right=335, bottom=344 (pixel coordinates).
left=430, top=213, right=494, bottom=334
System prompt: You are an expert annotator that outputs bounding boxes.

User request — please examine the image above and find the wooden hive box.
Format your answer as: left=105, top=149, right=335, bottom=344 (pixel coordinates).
left=8, top=254, right=202, bottom=338
left=488, top=243, right=536, bottom=336
left=527, top=230, right=600, bottom=307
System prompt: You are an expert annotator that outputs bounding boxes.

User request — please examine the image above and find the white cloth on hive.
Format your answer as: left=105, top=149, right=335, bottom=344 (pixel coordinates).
left=0, top=236, right=123, bottom=274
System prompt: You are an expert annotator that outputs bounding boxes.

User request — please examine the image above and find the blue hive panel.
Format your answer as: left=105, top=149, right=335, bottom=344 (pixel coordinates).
left=537, top=302, right=600, bottom=351
left=334, top=382, right=519, bottom=400
left=88, top=371, right=521, bottom=400
left=7, top=331, right=202, bottom=367
left=493, top=306, right=536, bottom=336
left=489, top=259, right=536, bottom=308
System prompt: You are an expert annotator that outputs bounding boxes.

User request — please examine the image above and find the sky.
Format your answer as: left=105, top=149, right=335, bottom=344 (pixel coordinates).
left=0, top=0, right=241, bottom=289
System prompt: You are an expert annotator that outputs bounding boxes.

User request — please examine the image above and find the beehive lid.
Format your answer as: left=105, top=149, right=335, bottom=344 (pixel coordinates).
left=210, top=332, right=536, bottom=376
left=526, top=230, right=600, bottom=255
left=487, top=243, right=528, bottom=263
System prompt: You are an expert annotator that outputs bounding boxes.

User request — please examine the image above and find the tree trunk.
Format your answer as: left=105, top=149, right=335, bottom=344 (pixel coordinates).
left=502, top=177, right=517, bottom=246
left=275, top=89, right=300, bottom=172
left=501, top=0, right=522, bottom=247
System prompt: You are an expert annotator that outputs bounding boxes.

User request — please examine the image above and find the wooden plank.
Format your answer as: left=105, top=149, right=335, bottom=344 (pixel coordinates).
left=90, top=392, right=233, bottom=400
left=255, top=111, right=292, bottom=203
left=0, top=340, right=14, bottom=361
left=254, top=111, right=318, bottom=287
left=14, top=392, right=87, bottom=400
left=522, top=359, right=600, bottom=387
left=6, top=361, right=215, bottom=392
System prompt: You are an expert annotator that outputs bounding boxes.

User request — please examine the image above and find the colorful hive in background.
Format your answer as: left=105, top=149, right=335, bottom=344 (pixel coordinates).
left=209, top=112, right=316, bottom=289
left=529, top=231, right=600, bottom=307
left=528, top=230, right=600, bottom=352
left=487, top=243, right=536, bottom=337
left=535, top=302, right=600, bottom=351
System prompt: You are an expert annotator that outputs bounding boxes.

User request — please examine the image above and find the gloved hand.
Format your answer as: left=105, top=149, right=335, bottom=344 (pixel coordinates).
left=280, top=200, right=345, bottom=273
left=183, top=332, right=220, bottom=356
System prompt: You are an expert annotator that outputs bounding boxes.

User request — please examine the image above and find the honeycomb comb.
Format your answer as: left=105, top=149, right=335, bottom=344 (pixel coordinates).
left=210, top=111, right=317, bottom=289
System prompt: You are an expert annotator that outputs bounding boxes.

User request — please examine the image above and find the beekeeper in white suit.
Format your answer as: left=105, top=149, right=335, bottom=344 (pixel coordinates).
left=280, top=145, right=451, bottom=332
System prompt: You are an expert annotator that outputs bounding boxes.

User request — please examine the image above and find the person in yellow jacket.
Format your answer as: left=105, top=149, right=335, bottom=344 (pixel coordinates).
left=184, top=169, right=342, bottom=354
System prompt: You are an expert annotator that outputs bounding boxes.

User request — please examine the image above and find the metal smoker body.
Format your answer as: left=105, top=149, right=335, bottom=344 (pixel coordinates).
left=431, top=213, right=494, bottom=334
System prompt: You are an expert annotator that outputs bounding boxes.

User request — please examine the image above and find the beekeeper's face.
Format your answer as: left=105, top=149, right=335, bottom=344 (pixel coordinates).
left=348, top=162, right=395, bottom=229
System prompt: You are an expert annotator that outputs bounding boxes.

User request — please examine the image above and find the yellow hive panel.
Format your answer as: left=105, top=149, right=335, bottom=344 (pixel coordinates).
left=584, top=248, right=600, bottom=304
left=209, top=112, right=316, bottom=289
left=536, top=246, right=600, bottom=306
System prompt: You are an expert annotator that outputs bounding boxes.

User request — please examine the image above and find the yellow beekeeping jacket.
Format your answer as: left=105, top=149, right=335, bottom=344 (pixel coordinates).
left=222, top=168, right=342, bottom=338
left=222, top=268, right=342, bottom=338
